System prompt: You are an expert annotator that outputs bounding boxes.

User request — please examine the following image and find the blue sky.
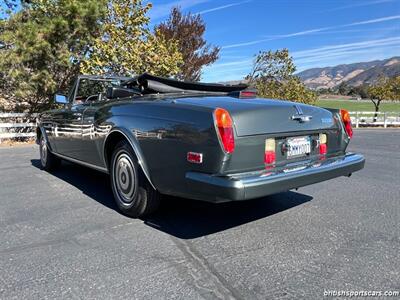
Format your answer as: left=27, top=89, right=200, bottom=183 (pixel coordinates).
left=2, top=0, right=399, bottom=81
left=149, top=0, right=400, bottom=82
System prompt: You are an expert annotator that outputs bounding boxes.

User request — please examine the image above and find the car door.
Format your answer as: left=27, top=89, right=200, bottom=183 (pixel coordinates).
left=53, top=76, right=123, bottom=164
left=78, top=102, right=108, bottom=167
left=53, top=76, right=99, bottom=160
left=52, top=103, right=89, bottom=160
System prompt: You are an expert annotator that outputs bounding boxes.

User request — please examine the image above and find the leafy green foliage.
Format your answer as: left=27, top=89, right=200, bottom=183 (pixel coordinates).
left=0, top=0, right=19, bottom=20
left=81, top=0, right=182, bottom=77
left=347, top=85, right=370, bottom=99
left=155, top=7, right=220, bottom=81
left=248, top=49, right=296, bottom=81
left=0, top=0, right=107, bottom=112
left=337, top=82, right=350, bottom=96
left=247, top=49, right=316, bottom=104
left=0, top=0, right=183, bottom=112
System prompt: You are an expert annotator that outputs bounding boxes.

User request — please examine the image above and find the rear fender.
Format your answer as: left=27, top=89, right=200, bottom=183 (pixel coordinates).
left=103, top=127, right=156, bottom=190
left=322, top=107, right=350, bottom=149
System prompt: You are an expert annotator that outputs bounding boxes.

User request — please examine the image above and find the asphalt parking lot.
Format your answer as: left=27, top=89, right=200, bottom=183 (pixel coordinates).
left=0, top=129, right=399, bottom=299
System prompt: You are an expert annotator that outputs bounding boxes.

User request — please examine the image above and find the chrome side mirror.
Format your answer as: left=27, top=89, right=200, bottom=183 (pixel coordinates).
left=54, top=94, right=68, bottom=104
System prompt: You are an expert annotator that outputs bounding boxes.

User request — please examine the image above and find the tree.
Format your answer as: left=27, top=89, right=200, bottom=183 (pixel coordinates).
left=0, top=0, right=19, bottom=19
left=391, top=76, right=400, bottom=98
left=0, top=0, right=184, bottom=112
left=1, top=0, right=22, bottom=49
left=247, top=49, right=316, bottom=104
left=317, top=87, right=334, bottom=95
left=348, top=85, right=370, bottom=99
left=155, top=7, right=220, bottom=81
left=337, top=82, right=350, bottom=96
left=81, top=0, right=182, bottom=77
left=368, top=76, right=399, bottom=121
left=0, top=0, right=107, bottom=112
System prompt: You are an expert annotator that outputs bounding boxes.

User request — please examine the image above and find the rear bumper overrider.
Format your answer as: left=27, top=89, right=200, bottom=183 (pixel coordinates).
left=185, top=153, right=365, bottom=203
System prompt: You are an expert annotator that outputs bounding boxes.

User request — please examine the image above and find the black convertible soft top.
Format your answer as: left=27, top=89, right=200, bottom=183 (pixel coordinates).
left=125, top=73, right=249, bottom=94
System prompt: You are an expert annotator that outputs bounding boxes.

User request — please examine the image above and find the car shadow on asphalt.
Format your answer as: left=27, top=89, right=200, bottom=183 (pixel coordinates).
left=145, top=192, right=312, bottom=239
left=31, top=159, right=118, bottom=211
left=31, top=159, right=313, bottom=239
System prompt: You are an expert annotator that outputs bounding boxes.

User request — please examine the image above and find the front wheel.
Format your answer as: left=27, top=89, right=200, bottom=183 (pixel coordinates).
left=110, top=141, right=160, bottom=218
left=39, top=135, right=60, bottom=171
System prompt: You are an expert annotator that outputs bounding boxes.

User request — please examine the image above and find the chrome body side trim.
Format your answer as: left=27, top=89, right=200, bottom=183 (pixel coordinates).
left=52, top=151, right=109, bottom=174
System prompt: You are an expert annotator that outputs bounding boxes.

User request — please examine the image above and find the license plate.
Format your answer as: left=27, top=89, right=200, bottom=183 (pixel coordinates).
left=286, top=136, right=311, bottom=158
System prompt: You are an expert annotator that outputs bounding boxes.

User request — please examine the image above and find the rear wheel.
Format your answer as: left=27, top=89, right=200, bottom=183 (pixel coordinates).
left=39, top=135, right=60, bottom=171
left=110, top=141, right=160, bottom=218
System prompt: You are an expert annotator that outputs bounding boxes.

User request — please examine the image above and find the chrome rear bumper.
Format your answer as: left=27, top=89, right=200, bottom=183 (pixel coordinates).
left=185, top=153, right=365, bottom=202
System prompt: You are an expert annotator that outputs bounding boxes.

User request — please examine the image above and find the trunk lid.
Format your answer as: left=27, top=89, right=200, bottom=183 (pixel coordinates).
left=172, top=96, right=336, bottom=136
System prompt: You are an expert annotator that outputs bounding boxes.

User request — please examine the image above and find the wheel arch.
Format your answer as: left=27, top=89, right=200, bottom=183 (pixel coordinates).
left=36, top=126, right=42, bottom=142
left=36, top=126, right=54, bottom=151
left=103, top=128, right=156, bottom=190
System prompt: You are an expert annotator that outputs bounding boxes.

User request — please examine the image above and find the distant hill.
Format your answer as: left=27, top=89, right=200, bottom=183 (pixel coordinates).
left=297, top=57, right=400, bottom=90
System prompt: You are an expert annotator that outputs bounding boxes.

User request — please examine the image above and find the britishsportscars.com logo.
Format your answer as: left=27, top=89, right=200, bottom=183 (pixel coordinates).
left=324, top=290, right=399, bottom=298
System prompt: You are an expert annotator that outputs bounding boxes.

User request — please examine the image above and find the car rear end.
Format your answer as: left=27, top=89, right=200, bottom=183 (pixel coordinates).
left=179, top=97, right=365, bottom=202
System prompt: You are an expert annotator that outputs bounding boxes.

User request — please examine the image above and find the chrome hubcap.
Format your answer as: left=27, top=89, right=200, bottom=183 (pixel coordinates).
left=40, top=137, right=47, bottom=166
left=114, top=153, right=136, bottom=204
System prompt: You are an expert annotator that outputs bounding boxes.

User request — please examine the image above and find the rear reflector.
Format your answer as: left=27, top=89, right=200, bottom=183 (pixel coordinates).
left=340, top=109, right=353, bottom=138
left=187, top=152, right=203, bottom=164
left=214, top=108, right=235, bottom=153
left=264, top=138, right=276, bottom=165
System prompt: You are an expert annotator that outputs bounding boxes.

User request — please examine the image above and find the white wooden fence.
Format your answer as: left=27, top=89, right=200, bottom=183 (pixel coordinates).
left=0, top=111, right=399, bottom=143
left=351, top=111, right=400, bottom=128
left=0, top=113, right=37, bottom=142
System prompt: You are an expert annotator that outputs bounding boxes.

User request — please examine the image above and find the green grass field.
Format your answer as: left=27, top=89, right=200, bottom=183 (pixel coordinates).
left=315, top=100, right=400, bottom=112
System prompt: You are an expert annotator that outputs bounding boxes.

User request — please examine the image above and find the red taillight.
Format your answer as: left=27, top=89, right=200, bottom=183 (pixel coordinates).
left=319, top=133, right=327, bottom=156
left=264, top=138, right=276, bottom=166
left=340, top=109, right=353, bottom=138
left=264, top=151, right=276, bottom=164
left=319, top=143, right=327, bottom=155
left=214, top=108, right=235, bottom=153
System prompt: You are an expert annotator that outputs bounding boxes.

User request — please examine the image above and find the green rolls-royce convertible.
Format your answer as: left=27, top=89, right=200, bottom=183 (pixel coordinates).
left=36, top=73, right=365, bottom=217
